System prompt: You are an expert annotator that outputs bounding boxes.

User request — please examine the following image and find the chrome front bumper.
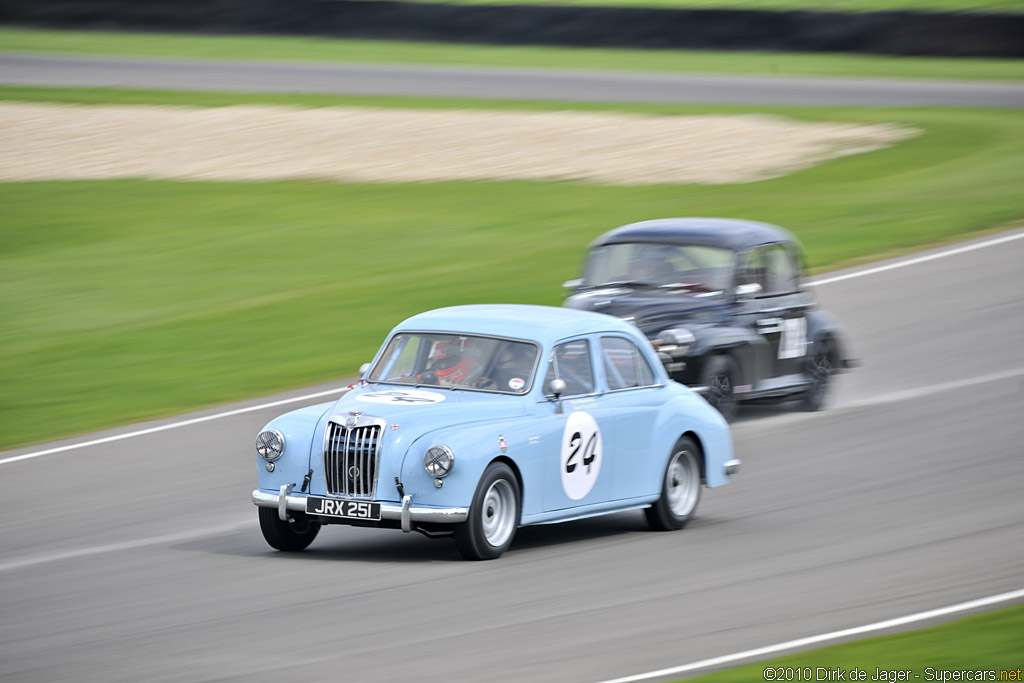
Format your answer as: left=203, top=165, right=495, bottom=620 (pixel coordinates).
left=251, top=488, right=468, bottom=529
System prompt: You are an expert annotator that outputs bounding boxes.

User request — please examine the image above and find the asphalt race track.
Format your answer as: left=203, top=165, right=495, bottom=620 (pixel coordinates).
left=2, top=229, right=1022, bottom=683
left=3, top=52, right=1024, bottom=108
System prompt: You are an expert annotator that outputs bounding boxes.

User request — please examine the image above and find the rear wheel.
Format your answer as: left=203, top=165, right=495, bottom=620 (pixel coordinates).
left=702, top=354, right=739, bottom=421
left=645, top=437, right=702, bottom=531
left=801, top=340, right=834, bottom=412
left=258, top=507, right=320, bottom=552
left=455, top=462, right=520, bottom=560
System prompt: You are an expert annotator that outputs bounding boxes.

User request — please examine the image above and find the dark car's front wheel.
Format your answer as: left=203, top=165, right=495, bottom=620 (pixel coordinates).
left=645, top=436, right=702, bottom=531
left=702, top=354, right=739, bottom=421
left=800, top=340, right=834, bottom=412
left=455, top=461, right=521, bottom=560
left=258, top=507, right=321, bottom=551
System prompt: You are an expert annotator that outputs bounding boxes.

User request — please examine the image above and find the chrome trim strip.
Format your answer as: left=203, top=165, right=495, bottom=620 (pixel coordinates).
left=724, top=459, right=742, bottom=475
left=689, top=384, right=709, bottom=395
left=252, top=490, right=469, bottom=523
left=401, top=494, right=412, bottom=533
left=278, top=483, right=294, bottom=521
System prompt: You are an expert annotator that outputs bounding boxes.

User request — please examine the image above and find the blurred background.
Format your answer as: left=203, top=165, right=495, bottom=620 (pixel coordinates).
left=1, top=0, right=1022, bottom=681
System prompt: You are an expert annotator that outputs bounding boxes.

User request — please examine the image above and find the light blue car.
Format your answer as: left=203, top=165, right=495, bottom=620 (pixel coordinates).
left=251, top=304, right=740, bottom=560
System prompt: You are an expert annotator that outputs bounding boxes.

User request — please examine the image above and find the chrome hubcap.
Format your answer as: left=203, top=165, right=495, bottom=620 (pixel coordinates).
left=710, top=373, right=733, bottom=409
left=666, top=450, right=699, bottom=517
left=481, top=479, right=516, bottom=547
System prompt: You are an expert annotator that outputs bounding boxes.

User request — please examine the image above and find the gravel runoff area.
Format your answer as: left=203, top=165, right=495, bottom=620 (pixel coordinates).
left=0, top=102, right=916, bottom=185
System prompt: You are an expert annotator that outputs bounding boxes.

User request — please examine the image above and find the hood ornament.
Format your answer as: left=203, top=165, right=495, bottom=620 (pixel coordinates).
left=345, top=411, right=361, bottom=428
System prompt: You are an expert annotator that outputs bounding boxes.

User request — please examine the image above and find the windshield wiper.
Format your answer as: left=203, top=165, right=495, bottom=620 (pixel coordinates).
left=581, top=280, right=661, bottom=291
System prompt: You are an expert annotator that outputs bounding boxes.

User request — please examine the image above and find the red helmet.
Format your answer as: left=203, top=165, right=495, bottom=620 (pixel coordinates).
left=429, top=340, right=478, bottom=384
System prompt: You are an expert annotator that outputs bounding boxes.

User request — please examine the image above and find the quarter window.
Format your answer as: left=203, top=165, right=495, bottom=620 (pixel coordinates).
left=738, top=244, right=798, bottom=294
left=544, top=340, right=595, bottom=396
left=600, top=337, right=656, bottom=390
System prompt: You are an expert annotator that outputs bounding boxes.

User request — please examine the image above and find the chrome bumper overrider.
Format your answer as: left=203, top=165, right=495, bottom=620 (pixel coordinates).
left=251, top=489, right=468, bottom=526
left=724, top=459, right=741, bottom=475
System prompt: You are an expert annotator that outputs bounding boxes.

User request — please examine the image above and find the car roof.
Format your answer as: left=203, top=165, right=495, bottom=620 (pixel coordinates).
left=590, top=218, right=797, bottom=252
left=393, top=304, right=639, bottom=346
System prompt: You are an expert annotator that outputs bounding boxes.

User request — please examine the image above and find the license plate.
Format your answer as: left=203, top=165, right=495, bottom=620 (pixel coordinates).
left=305, top=496, right=381, bottom=521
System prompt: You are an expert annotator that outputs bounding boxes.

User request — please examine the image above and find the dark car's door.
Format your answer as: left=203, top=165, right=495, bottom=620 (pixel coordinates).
left=733, top=244, right=811, bottom=383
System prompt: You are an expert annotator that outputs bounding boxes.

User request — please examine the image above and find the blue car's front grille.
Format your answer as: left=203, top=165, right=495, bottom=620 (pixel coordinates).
left=323, top=421, right=382, bottom=498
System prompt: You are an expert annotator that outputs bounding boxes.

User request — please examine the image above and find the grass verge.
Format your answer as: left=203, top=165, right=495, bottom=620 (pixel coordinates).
left=682, top=603, right=1024, bottom=682
left=1, top=88, right=1023, bottom=449
left=354, top=0, right=1024, bottom=11
left=2, top=27, right=1024, bottom=81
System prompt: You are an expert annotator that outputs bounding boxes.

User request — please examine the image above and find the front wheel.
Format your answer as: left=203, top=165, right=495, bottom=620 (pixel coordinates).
left=258, top=507, right=320, bottom=552
left=455, top=462, right=521, bottom=560
left=702, top=354, right=739, bottom=421
left=800, top=340, right=834, bottom=412
left=645, top=437, right=702, bottom=531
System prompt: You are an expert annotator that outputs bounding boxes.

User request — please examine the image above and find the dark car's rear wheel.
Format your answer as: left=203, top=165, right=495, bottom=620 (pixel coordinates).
left=645, top=436, right=702, bottom=531
left=702, top=354, right=739, bottom=421
left=259, top=507, right=321, bottom=551
left=801, top=340, right=834, bottom=412
left=455, top=461, right=520, bottom=561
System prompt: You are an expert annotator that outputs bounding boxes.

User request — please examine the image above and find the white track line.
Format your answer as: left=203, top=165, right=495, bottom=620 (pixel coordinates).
left=3, top=229, right=1022, bottom=467
left=0, top=519, right=252, bottom=574
left=595, top=588, right=1024, bottom=683
left=737, top=366, right=1024, bottom=433
left=0, top=386, right=350, bottom=466
left=808, top=230, right=1024, bottom=287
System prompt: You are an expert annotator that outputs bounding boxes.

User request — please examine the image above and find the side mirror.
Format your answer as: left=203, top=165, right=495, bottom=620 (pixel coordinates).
left=735, top=283, right=762, bottom=298
left=359, top=362, right=371, bottom=376
left=548, top=378, right=568, bottom=415
left=562, top=279, right=583, bottom=292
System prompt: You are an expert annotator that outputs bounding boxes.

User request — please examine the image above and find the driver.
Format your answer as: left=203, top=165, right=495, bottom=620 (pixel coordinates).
left=628, top=245, right=676, bottom=283
left=425, top=338, right=484, bottom=387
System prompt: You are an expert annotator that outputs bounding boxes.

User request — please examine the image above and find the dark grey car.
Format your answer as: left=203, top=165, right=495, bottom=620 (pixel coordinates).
left=563, top=218, right=858, bottom=419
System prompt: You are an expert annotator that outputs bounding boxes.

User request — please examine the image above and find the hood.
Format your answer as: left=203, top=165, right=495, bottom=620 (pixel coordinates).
left=565, top=288, right=727, bottom=337
left=310, top=383, right=530, bottom=501
left=330, top=382, right=528, bottom=434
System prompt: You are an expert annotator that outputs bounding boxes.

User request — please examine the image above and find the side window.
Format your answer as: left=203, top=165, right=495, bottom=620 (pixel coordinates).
left=600, top=337, right=656, bottom=390
left=765, top=245, right=798, bottom=293
left=544, top=340, right=595, bottom=396
left=737, top=248, right=768, bottom=291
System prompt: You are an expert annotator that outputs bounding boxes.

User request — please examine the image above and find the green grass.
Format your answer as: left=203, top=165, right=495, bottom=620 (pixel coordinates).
left=683, top=603, right=1024, bottom=682
left=1, top=88, right=1023, bottom=450
left=2, top=27, right=1024, bottom=81
left=357, top=0, right=1024, bottom=11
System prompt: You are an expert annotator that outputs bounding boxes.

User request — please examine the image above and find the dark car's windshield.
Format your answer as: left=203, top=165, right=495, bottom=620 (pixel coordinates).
left=583, top=243, right=735, bottom=294
left=367, top=333, right=540, bottom=394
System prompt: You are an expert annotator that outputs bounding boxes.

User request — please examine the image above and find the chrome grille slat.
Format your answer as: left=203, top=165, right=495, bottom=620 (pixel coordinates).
left=323, top=419, right=382, bottom=498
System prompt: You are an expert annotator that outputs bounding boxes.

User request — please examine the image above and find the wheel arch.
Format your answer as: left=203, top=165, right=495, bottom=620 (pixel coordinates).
left=680, top=430, right=706, bottom=484
left=490, top=455, right=524, bottom=525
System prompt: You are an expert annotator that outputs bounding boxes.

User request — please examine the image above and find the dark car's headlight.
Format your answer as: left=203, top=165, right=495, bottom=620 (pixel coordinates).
left=424, top=444, right=455, bottom=477
left=657, top=328, right=695, bottom=356
left=256, top=429, right=285, bottom=461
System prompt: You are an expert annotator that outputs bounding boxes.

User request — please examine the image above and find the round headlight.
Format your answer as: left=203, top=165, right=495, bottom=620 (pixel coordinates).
left=424, top=444, right=454, bottom=478
left=255, top=429, right=285, bottom=461
left=657, top=327, right=695, bottom=356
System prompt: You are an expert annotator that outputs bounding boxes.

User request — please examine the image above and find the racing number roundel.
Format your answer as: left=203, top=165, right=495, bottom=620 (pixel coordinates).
left=560, top=411, right=603, bottom=500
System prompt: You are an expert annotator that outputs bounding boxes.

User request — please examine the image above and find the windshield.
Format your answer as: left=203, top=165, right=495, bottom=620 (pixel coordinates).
left=583, top=243, right=735, bottom=294
left=367, top=333, right=540, bottom=394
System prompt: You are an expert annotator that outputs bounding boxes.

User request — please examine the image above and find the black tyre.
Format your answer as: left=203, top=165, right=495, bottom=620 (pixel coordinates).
left=455, top=461, right=521, bottom=561
left=258, top=507, right=321, bottom=552
left=800, top=339, right=834, bottom=412
left=702, top=354, right=739, bottom=421
left=645, top=436, right=703, bottom=531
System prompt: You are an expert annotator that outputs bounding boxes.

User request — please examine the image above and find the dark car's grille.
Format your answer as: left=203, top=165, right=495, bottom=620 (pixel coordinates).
left=323, top=421, right=382, bottom=498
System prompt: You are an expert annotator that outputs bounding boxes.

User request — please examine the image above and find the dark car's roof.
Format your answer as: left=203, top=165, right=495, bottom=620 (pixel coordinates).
left=590, top=218, right=797, bottom=252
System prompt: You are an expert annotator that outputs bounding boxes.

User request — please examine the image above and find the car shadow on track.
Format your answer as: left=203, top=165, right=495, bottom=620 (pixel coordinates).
left=173, top=510, right=668, bottom=563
